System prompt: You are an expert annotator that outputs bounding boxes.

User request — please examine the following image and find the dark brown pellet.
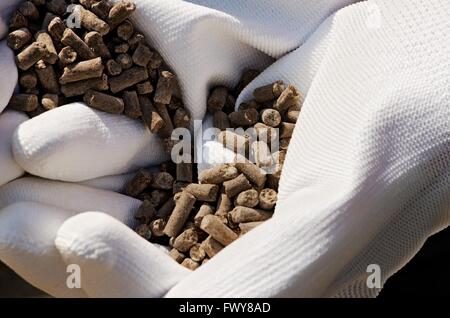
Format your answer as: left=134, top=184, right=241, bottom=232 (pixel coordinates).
left=135, top=224, right=152, bottom=240
left=156, top=197, right=176, bottom=220
left=59, top=57, right=104, bottom=84
left=85, top=31, right=111, bottom=59
left=19, top=1, right=39, bottom=21
left=139, top=95, right=164, bottom=134
left=128, top=32, right=145, bottom=51
left=90, top=0, right=112, bottom=21
left=213, top=110, right=230, bottom=130
left=279, top=122, right=295, bottom=139
left=114, top=42, right=129, bottom=54
left=109, top=66, right=148, bottom=93
left=34, top=60, right=59, bottom=94
left=151, top=172, right=174, bottom=190
left=260, top=108, right=281, bottom=127
left=154, top=71, right=176, bottom=104
left=122, top=90, right=141, bottom=119
left=286, top=109, right=300, bottom=123
left=148, top=190, right=170, bottom=208
left=229, top=108, right=258, bottom=127
left=105, top=59, right=122, bottom=76
left=173, top=107, right=191, bottom=129
left=8, top=94, right=38, bottom=111
left=16, top=42, right=46, bottom=70
left=164, top=191, right=196, bottom=237
left=235, top=69, right=260, bottom=94
left=117, top=20, right=134, bottom=40
left=207, top=87, right=228, bottom=112
left=58, top=46, right=77, bottom=67
left=107, top=0, right=136, bottom=28
left=273, top=85, right=302, bottom=113
left=61, top=29, right=95, bottom=60
left=61, top=74, right=108, bottom=97
left=76, top=5, right=109, bottom=35
left=253, top=80, right=285, bottom=103
left=9, top=11, right=28, bottom=30
left=41, top=12, right=56, bottom=32
left=132, top=43, right=153, bottom=67
left=115, top=53, right=133, bottom=69
left=84, top=90, right=124, bottom=114
left=32, top=0, right=45, bottom=6
left=135, top=200, right=156, bottom=224
left=46, top=0, right=67, bottom=15
left=47, top=17, right=65, bottom=42
left=7, top=28, right=32, bottom=50
left=19, top=70, right=37, bottom=89
left=136, top=81, right=153, bottom=95
left=124, top=168, right=152, bottom=197
left=185, top=184, right=219, bottom=202
left=172, top=181, right=189, bottom=194
left=223, top=174, right=252, bottom=198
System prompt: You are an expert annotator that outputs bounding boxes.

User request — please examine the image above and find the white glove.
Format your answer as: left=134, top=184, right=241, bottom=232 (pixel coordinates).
left=1, top=0, right=449, bottom=298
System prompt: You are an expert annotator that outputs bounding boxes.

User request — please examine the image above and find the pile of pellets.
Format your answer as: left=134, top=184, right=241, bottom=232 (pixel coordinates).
left=6, top=0, right=190, bottom=139
left=127, top=71, right=302, bottom=270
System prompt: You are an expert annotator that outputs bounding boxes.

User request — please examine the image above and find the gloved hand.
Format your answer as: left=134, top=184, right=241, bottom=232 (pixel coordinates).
left=1, top=0, right=449, bottom=298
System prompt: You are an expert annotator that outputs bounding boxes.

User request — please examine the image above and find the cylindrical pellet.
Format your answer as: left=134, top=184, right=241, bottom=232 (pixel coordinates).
left=134, top=200, right=156, bottom=224
left=41, top=94, right=58, bottom=110
left=239, top=221, right=264, bottom=235
left=46, top=0, right=67, bottom=15
left=260, top=108, right=281, bottom=127
left=139, top=95, right=164, bottom=134
left=181, top=258, right=199, bottom=271
left=35, top=31, right=57, bottom=64
left=223, top=174, right=252, bottom=197
left=19, top=70, right=37, bottom=89
left=85, top=31, right=111, bottom=59
left=114, top=42, right=129, bottom=54
left=273, top=85, right=302, bottom=113
left=59, top=57, right=104, bottom=84
left=235, top=189, right=259, bottom=208
left=47, top=17, right=65, bottom=41
left=122, top=90, right=141, bottom=118
left=279, top=122, right=295, bottom=139
left=177, top=163, right=193, bottom=183
left=155, top=103, right=174, bottom=138
left=234, top=155, right=267, bottom=188
left=116, top=53, right=133, bottom=69
left=207, top=87, right=228, bottom=112
left=200, top=215, right=238, bottom=246
left=185, top=184, right=219, bottom=202
left=230, top=206, right=272, bottom=223
left=109, top=66, right=148, bottom=93
left=117, top=20, right=134, bottom=40
left=34, top=60, right=59, bottom=94
left=194, top=203, right=215, bottom=227
left=189, top=243, right=206, bottom=262
left=286, top=109, right=300, bottom=123
left=235, top=69, right=260, bottom=94
left=218, top=130, right=249, bottom=154
left=213, top=110, right=230, bottom=130
left=16, top=42, right=46, bottom=70
left=156, top=197, right=176, bottom=220
left=253, top=80, right=285, bottom=103
left=61, top=74, right=108, bottom=97
left=228, top=108, right=258, bottom=127
left=132, top=43, right=152, bottom=67
left=201, top=236, right=224, bottom=258
left=259, top=188, right=278, bottom=210
left=149, top=218, right=166, bottom=237
left=124, top=168, right=152, bottom=197
left=154, top=71, right=176, bottom=105
left=7, top=28, right=32, bottom=50
left=108, top=0, right=136, bottom=28
left=84, top=90, right=124, bottom=114
left=151, top=172, right=174, bottom=190
left=58, top=46, right=77, bottom=66
left=61, top=29, right=95, bottom=60
left=198, top=164, right=239, bottom=184
left=8, top=94, right=38, bottom=111
left=251, top=140, right=273, bottom=167
left=77, top=5, right=110, bottom=35
left=173, top=107, right=191, bottom=129
left=105, top=59, right=122, bottom=76
left=169, top=248, right=185, bottom=263
left=215, top=193, right=232, bottom=219
left=164, top=192, right=196, bottom=237
left=19, top=1, right=39, bottom=20
left=136, top=81, right=153, bottom=95
left=173, top=228, right=198, bottom=252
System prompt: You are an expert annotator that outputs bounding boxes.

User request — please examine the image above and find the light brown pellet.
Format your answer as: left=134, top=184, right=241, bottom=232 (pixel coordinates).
left=259, top=188, right=277, bottom=210
left=185, top=184, right=219, bottom=202
left=181, top=258, right=200, bottom=271
left=198, top=164, right=239, bottom=184
left=235, top=189, right=259, bottom=208
left=155, top=103, right=174, bottom=138
left=200, top=215, right=238, bottom=246
left=58, top=46, right=77, bottom=67
left=169, top=248, right=185, bottom=263
left=7, top=28, right=32, bottom=50
left=234, top=155, right=267, bottom=188
left=194, top=203, right=215, bottom=227
left=41, top=94, right=58, bottom=110
left=85, top=31, right=111, bottom=59
left=173, top=228, right=198, bottom=252
left=260, top=108, right=281, bottom=127
left=223, top=174, right=252, bottom=198
left=164, top=191, right=196, bottom=237
left=139, top=95, right=165, bottom=133
left=108, top=0, right=136, bottom=28
left=286, top=109, right=300, bottom=123
left=218, top=130, right=249, bottom=154
left=230, top=206, right=272, bottom=223
left=215, top=193, right=232, bottom=219
left=279, top=122, right=295, bottom=139
left=251, top=140, right=273, bottom=168
left=124, top=168, right=152, bottom=197
left=59, top=57, right=104, bottom=84
left=149, top=218, right=166, bottom=237
left=16, top=42, right=46, bottom=70
left=253, top=81, right=285, bottom=103
left=273, top=85, right=302, bottom=113
left=239, top=221, right=264, bottom=235
left=201, top=236, right=224, bottom=258
left=189, top=243, right=206, bottom=262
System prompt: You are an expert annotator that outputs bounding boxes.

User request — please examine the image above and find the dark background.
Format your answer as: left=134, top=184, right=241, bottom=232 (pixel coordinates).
left=1, top=227, right=449, bottom=298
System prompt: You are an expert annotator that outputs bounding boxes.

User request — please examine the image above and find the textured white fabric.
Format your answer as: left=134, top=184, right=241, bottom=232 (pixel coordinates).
left=0, top=0, right=449, bottom=298
left=12, top=103, right=168, bottom=181
left=0, top=41, right=17, bottom=113
left=0, top=111, right=27, bottom=186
